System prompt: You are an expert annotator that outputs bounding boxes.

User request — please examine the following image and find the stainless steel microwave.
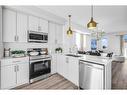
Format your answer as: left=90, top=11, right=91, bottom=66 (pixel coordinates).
left=28, top=31, right=48, bottom=43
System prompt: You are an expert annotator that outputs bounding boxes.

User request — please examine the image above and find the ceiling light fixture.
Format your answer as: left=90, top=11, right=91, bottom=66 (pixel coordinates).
left=87, top=5, right=97, bottom=29
left=67, top=15, right=73, bottom=36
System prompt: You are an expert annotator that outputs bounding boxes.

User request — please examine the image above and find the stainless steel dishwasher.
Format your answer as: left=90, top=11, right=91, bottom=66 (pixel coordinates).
left=79, top=60, right=104, bottom=89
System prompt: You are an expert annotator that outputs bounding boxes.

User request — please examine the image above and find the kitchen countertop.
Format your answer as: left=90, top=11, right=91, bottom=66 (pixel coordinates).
left=79, top=55, right=112, bottom=65
left=0, top=56, right=29, bottom=60
left=65, top=54, right=112, bottom=66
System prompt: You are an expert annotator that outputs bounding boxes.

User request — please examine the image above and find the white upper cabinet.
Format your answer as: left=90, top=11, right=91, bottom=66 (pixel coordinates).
left=39, top=18, right=48, bottom=33
left=28, top=15, right=39, bottom=31
left=3, top=9, right=49, bottom=42
left=48, top=22, right=56, bottom=54
left=29, top=15, right=48, bottom=33
left=17, top=13, right=28, bottom=42
left=3, top=9, right=28, bottom=42
left=56, top=24, right=63, bottom=45
left=3, top=9, right=16, bottom=42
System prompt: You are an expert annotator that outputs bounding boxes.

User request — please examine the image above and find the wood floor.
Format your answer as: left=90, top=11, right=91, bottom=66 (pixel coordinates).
left=14, top=60, right=127, bottom=90
left=112, top=60, right=127, bottom=89
left=15, top=74, right=78, bottom=90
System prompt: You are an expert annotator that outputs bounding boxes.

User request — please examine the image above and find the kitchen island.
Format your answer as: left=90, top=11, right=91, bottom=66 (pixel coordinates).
left=56, top=54, right=112, bottom=89
left=78, top=55, right=112, bottom=89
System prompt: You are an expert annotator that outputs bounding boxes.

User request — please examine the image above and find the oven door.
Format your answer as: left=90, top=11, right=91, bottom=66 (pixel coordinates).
left=30, top=59, right=51, bottom=79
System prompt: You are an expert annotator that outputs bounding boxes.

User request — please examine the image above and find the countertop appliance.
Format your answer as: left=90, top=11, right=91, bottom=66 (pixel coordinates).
left=27, top=48, right=51, bottom=83
left=79, top=60, right=104, bottom=89
left=28, top=31, right=48, bottom=43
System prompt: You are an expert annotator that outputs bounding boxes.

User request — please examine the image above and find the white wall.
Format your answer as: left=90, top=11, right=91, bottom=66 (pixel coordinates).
left=107, top=35, right=120, bottom=55
left=4, top=42, right=48, bottom=51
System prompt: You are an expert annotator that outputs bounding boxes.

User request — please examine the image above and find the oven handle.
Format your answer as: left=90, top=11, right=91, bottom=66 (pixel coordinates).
left=30, top=58, right=51, bottom=63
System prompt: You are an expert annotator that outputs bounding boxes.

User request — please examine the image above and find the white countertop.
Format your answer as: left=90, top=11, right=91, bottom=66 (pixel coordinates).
left=79, top=55, right=112, bottom=65
left=0, top=56, right=29, bottom=60
left=65, top=53, right=113, bottom=66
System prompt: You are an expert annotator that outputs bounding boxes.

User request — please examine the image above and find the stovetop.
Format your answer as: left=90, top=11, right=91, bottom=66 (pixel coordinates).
left=29, top=54, right=51, bottom=60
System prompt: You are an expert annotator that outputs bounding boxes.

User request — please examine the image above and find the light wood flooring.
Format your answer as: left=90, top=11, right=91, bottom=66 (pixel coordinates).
left=14, top=74, right=78, bottom=90
left=112, top=60, right=127, bottom=89
left=14, top=60, right=127, bottom=90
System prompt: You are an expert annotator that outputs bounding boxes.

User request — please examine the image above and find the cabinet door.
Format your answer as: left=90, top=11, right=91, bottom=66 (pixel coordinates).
left=39, top=18, right=48, bottom=33
left=1, top=65, right=16, bottom=89
left=28, top=15, right=39, bottom=31
left=17, top=13, right=28, bottom=42
left=56, top=24, right=63, bottom=45
left=16, top=62, right=29, bottom=86
left=3, top=9, right=16, bottom=42
left=48, top=22, right=56, bottom=53
left=62, top=56, right=68, bottom=79
left=68, top=57, right=79, bottom=86
left=57, top=54, right=64, bottom=75
left=51, top=54, right=57, bottom=74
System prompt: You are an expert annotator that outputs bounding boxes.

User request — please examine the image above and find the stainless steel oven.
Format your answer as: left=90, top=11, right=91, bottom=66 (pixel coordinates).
left=28, top=31, right=48, bottom=43
left=29, top=57, right=51, bottom=83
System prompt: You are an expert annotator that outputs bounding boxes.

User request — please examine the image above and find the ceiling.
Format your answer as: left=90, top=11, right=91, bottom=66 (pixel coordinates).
left=37, top=6, right=127, bottom=33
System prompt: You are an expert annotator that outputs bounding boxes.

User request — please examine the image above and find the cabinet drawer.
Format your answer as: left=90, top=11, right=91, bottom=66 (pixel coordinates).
left=0, top=57, right=29, bottom=67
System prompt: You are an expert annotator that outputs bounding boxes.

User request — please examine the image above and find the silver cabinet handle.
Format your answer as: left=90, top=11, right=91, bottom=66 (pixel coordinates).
left=14, top=66, right=17, bottom=72
left=17, top=65, right=19, bottom=71
left=14, top=35, right=17, bottom=41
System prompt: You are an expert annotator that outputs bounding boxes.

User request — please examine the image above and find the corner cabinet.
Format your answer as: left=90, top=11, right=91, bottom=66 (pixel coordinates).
left=67, top=56, right=79, bottom=86
left=48, top=22, right=63, bottom=54
left=3, top=9, right=28, bottom=42
left=0, top=57, right=29, bottom=89
left=56, top=55, right=79, bottom=86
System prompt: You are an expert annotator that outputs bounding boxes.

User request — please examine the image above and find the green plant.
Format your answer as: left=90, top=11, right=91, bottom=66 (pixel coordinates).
left=55, top=47, right=63, bottom=53
left=11, top=50, right=25, bottom=54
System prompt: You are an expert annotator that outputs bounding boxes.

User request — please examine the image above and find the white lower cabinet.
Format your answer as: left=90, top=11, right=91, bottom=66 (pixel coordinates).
left=16, top=62, right=29, bottom=86
left=56, top=54, right=79, bottom=86
left=57, top=54, right=65, bottom=76
left=51, top=54, right=57, bottom=74
left=1, top=65, right=17, bottom=89
left=66, top=56, right=79, bottom=86
left=0, top=57, right=29, bottom=89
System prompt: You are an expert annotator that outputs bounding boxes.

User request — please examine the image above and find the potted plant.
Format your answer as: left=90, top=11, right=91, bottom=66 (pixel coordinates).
left=11, top=50, right=26, bottom=58
left=55, top=47, right=63, bottom=53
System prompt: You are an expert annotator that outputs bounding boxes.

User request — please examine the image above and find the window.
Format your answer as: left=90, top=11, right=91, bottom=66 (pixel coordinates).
left=75, top=32, right=86, bottom=51
left=91, top=39, right=97, bottom=50
left=123, top=35, right=127, bottom=42
left=91, top=38, right=108, bottom=50
left=75, top=32, right=81, bottom=50
left=101, top=38, right=108, bottom=49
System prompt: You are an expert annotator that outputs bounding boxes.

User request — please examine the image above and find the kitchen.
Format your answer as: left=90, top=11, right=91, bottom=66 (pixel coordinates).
left=0, top=6, right=126, bottom=90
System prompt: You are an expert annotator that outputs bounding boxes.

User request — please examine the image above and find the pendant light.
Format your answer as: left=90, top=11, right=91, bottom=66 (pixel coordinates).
left=87, top=5, right=97, bottom=29
left=67, top=15, right=73, bottom=36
